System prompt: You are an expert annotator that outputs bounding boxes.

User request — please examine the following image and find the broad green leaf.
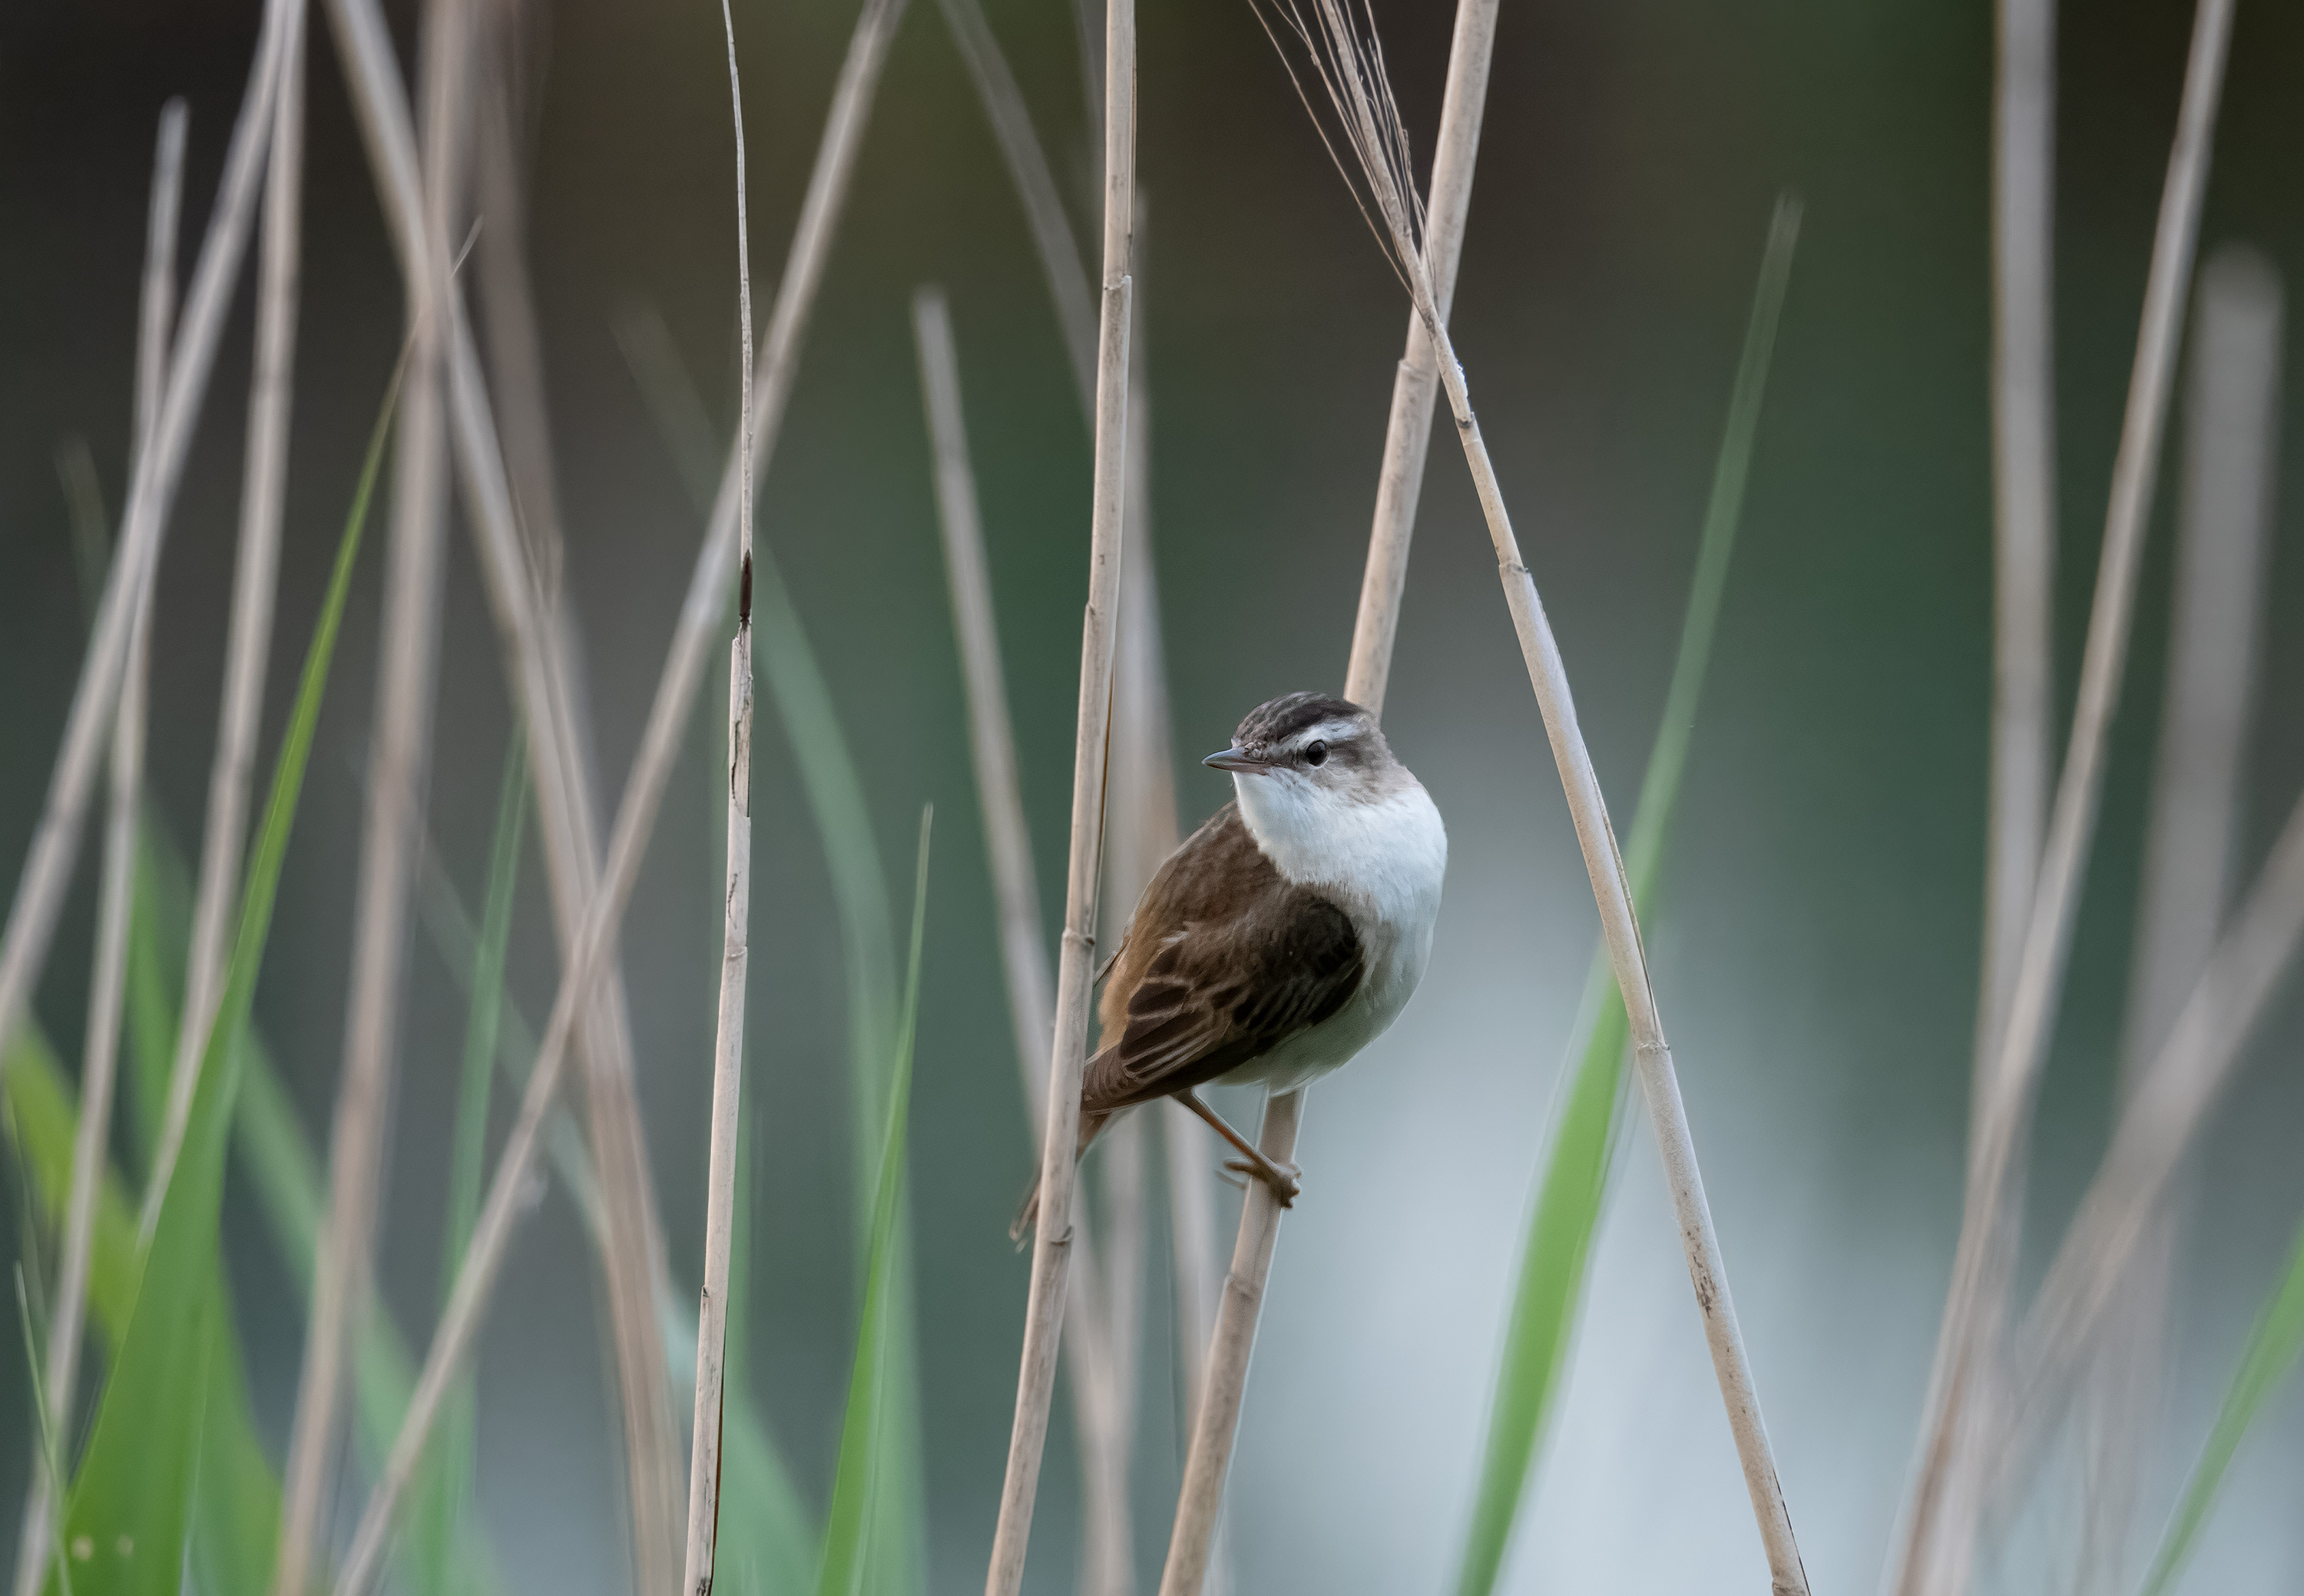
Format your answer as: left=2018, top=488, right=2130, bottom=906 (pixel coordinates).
left=1452, top=196, right=1802, bottom=1596
left=816, top=811, right=931, bottom=1596
left=47, top=349, right=395, bottom=1596
left=2136, top=1213, right=2304, bottom=1596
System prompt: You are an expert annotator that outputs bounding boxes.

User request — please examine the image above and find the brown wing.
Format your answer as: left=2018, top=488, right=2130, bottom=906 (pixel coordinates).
left=1082, top=804, right=1364, bottom=1112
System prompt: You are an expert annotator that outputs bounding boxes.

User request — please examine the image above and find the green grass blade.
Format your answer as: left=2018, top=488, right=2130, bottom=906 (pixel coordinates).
left=45, top=352, right=395, bottom=1596
left=815, top=810, right=931, bottom=1596
left=1451, top=195, right=1802, bottom=1596
left=12, top=1267, right=75, bottom=1596
left=2135, top=1213, right=2304, bottom=1596
left=406, top=737, right=528, bottom=1596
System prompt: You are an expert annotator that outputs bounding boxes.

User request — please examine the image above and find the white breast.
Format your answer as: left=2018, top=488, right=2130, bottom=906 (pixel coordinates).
left=1228, top=770, right=1447, bottom=1094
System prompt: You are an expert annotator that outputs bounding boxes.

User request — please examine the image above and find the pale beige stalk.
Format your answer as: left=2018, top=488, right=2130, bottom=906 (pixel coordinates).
left=273, top=1, right=469, bottom=1589
left=983, top=0, right=1135, bottom=1584
left=329, top=5, right=910, bottom=1589
left=9, top=98, right=186, bottom=1596
left=1890, top=4, right=2234, bottom=1589
left=323, top=0, right=694, bottom=1568
left=1975, top=0, right=2057, bottom=1085
left=1923, top=0, right=2057, bottom=1574
left=2014, top=253, right=2281, bottom=1548
left=935, top=0, right=1097, bottom=412
left=680, top=5, right=757, bottom=1591
left=912, top=283, right=1133, bottom=1594
left=1160, top=7, right=1496, bottom=1592
left=146, top=0, right=307, bottom=1238
left=0, top=0, right=289, bottom=1085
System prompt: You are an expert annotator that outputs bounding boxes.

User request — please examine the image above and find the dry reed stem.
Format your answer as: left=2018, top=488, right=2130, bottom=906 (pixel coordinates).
left=1253, top=2, right=1812, bottom=1588
left=472, top=22, right=568, bottom=606
left=0, top=0, right=289, bottom=1092
left=147, top=0, right=306, bottom=1239
left=8, top=100, right=187, bottom=1596
left=2074, top=246, right=2278, bottom=1592
left=912, top=283, right=1134, bottom=1594
left=983, top=0, right=1135, bottom=1584
left=1975, top=0, right=2058, bottom=1094
left=680, top=5, right=758, bottom=1591
left=1158, top=8, right=1495, bottom=1592
left=2009, top=774, right=2304, bottom=1433
left=1340, top=0, right=1497, bottom=720
left=1890, top=3, right=2233, bottom=1588
left=273, top=1, right=467, bottom=1588
left=330, top=5, right=910, bottom=1588
left=323, top=0, right=692, bottom=1569
left=935, top=0, right=1097, bottom=412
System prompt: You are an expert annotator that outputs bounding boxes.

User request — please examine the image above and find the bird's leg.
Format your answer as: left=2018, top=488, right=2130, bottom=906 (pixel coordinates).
left=1176, top=1089, right=1301, bottom=1207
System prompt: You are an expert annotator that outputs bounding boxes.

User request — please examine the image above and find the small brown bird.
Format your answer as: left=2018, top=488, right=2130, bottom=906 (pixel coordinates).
left=1015, top=692, right=1447, bottom=1240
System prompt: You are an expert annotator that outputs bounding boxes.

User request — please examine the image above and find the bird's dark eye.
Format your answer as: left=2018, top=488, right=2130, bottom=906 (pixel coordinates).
left=1305, top=740, right=1328, bottom=767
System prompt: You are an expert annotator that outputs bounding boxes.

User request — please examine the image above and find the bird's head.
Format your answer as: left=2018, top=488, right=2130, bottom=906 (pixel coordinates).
left=1205, top=692, right=1402, bottom=842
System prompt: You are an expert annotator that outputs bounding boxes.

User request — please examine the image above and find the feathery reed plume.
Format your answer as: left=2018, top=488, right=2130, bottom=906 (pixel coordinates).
left=8, top=99, right=187, bottom=1596
left=0, top=0, right=290, bottom=1086
left=935, top=0, right=1097, bottom=413
left=147, top=0, right=306, bottom=1239
left=1233, top=6, right=1813, bottom=1591
left=1977, top=0, right=2058, bottom=1097
left=680, top=5, right=759, bottom=1591
left=1160, top=6, right=1497, bottom=1592
left=323, top=0, right=701, bottom=1568
left=328, top=5, right=912, bottom=1588
left=912, top=283, right=1134, bottom=1594
left=273, top=0, right=468, bottom=1588
left=2075, top=245, right=2278, bottom=1594
left=1890, top=2, right=2235, bottom=1587
left=982, top=0, right=1136, bottom=1585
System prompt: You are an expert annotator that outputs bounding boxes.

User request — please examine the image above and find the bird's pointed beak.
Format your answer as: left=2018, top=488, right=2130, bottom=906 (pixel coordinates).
left=1203, top=746, right=1272, bottom=775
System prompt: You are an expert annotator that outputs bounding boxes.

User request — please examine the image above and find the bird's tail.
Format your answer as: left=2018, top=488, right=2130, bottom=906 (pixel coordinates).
left=1008, top=1103, right=1115, bottom=1247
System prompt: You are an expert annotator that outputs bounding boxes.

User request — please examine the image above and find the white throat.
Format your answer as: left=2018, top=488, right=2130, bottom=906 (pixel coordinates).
left=1233, top=768, right=1447, bottom=935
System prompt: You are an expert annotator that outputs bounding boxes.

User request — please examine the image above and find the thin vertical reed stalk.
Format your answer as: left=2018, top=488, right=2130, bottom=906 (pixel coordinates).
left=912, top=284, right=1131, bottom=1550
left=1976, top=0, right=2058, bottom=1094
left=146, top=0, right=306, bottom=1237
left=1891, top=2, right=2234, bottom=1588
left=273, top=0, right=469, bottom=1588
left=2076, top=247, right=2278, bottom=1593
left=2008, top=775, right=2304, bottom=1424
left=983, top=0, right=1135, bottom=1586
left=1084, top=215, right=1172, bottom=1596
left=330, top=5, right=910, bottom=1589
left=1243, top=5, right=1813, bottom=1589
left=323, top=0, right=710, bottom=1568
left=8, top=101, right=186, bottom=1596
left=0, top=0, right=290, bottom=1084
left=935, top=0, right=1097, bottom=413
left=680, top=6, right=757, bottom=1591
left=1158, top=8, right=1495, bottom=1593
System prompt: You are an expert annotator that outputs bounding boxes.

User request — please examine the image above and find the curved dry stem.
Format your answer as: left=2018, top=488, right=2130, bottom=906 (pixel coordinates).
left=326, top=4, right=912, bottom=1590
left=0, top=0, right=290, bottom=1095
left=8, top=98, right=187, bottom=1596
left=273, top=1, right=467, bottom=1588
left=1890, top=3, right=2235, bottom=1587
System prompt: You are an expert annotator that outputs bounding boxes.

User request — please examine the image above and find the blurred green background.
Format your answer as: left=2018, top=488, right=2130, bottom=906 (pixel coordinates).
left=4, top=0, right=2303, bottom=1590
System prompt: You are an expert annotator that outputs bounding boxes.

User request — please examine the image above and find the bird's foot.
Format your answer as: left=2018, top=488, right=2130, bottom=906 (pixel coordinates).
left=1223, top=1157, right=1302, bottom=1208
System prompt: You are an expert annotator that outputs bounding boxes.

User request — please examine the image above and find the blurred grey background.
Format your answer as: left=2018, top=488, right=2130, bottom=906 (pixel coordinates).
left=3, top=0, right=2303, bottom=1590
